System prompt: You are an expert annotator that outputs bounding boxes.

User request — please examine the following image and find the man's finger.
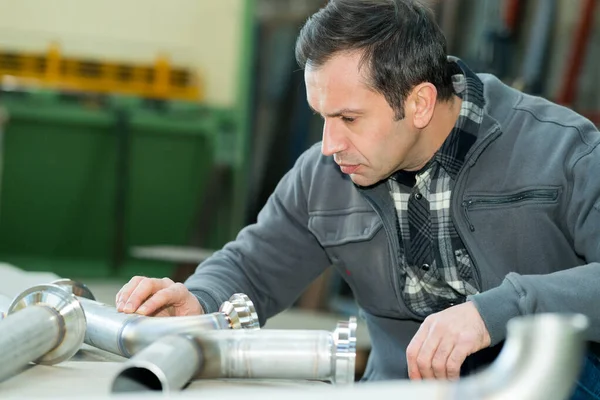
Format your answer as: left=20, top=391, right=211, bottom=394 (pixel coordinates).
left=446, top=335, right=473, bottom=380
left=407, top=324, right=429, bottom=380
left=431, top=336, right=455, bottom=380
left=115, top=276, right=145, bottom=310
left=415, top=328, right=443, bottom=379
left=136, top=284, right=184, bottom=316
left=122, top=278, right=167, bottom=313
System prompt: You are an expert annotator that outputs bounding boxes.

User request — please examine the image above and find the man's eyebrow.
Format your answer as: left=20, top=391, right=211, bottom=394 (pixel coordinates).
left=308, top=104, right=364, bottom=118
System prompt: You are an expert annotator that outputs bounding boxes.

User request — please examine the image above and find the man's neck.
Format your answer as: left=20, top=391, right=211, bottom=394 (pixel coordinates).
left=406, top=95, right=463, bottom=171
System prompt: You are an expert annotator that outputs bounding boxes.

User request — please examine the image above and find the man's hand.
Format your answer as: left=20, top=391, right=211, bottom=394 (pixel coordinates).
left=406, top=301, right=490, bottom=381
left=115, top=276, right=204, bottom=317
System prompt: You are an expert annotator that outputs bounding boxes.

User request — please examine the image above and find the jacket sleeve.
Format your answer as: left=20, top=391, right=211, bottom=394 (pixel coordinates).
left=469, top=138, right=600, bottom=346
left=184, top=148, right=331, bottom=325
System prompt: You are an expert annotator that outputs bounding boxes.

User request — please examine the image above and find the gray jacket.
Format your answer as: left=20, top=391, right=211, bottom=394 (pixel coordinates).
left=186, top=74, right=600, bottom=380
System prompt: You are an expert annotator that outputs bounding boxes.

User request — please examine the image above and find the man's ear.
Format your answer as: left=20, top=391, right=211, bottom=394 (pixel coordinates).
left=407, top=83, right=437, bottom=129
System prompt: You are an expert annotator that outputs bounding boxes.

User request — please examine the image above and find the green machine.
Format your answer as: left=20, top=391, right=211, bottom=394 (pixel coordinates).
left=0, top=94, right=232, bottom=278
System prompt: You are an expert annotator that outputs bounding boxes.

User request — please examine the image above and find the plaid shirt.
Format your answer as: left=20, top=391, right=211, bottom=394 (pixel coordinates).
left=388, top=58, right=483, bottom=316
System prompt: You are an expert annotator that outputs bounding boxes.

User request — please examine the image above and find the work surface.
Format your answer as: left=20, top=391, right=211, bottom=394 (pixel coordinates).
left=1, top=345, right=330, bottom=398
left=0, top=263, right=371, bottom=399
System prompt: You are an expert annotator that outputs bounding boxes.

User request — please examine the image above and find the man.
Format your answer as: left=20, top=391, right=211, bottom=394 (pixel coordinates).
left=116, top=0, right=600, bottom=395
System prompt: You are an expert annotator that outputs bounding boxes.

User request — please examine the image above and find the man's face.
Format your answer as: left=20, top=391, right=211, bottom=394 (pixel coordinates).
left=305, top=52, right=420, bottom=186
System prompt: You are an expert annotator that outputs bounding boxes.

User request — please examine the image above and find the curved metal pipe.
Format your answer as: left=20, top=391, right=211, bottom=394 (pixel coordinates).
left=52, top=279, right=259, bottom=358
left=453, top=313, right=589, bottom=400
left=111, top=317, right=357, bottom=393
left=112, top=314, right=587, bottom=400
left=0, top=284, right=86, bottom=383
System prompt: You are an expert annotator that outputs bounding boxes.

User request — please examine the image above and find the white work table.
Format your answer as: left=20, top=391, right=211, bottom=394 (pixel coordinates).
left=0, top=263, right=371, bottom=399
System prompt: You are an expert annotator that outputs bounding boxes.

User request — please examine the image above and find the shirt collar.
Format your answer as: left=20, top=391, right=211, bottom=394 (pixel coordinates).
left=434, top=57, right=485, bottom=179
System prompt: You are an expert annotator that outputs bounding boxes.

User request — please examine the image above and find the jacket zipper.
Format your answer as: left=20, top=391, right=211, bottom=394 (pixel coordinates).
left=452, top=125, right=501, bottom=292
left=462, top=189, right=558, bottom=232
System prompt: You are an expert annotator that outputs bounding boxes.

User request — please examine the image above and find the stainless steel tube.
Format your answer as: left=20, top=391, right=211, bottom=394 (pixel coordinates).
left=80, top=296, right=231, bottom=357
left=194, top=317, right=357, bottom=383
left=0, top=284, right=86, bottom=383
left=52, top=279, right=259, bottom=358
left=112, top=314, right=588, bottom=399
left=111, top=317, right=357, bottom=393
left=453, top=313, right=589, bottom=400
left=0, top=306, right=61, bottom=382
left=111, top=335, right=202, bottom=393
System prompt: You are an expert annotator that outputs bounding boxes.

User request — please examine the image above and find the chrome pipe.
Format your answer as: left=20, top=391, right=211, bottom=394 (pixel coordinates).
left=112, top=314, right=587, bottom=399
left=453, top=313, right=589, bottom=400
left=111, top=317, right=357, bottom=393
left=112, top=335, right=202, bottom=393
left=0, top=284, right=86, bottom=383
left=52, top=279, right=259, bottom=358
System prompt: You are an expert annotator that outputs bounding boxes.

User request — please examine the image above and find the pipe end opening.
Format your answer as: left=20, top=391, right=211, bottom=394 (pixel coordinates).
left=112, top=367, right=164, bottom=393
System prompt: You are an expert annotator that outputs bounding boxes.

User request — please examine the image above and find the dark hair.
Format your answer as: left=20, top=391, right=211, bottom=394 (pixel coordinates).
left=295, top=0, right=453, bottom=119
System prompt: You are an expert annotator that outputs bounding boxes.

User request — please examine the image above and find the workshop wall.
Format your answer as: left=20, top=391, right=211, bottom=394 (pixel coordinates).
left=0, top=0, right=245, bottom=106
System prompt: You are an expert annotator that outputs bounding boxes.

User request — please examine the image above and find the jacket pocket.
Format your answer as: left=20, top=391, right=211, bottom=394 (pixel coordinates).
left=308, top=210, right=401, bottom=315
left=463, top=187, right=559, bottom=209
left=308, top=209, right=382, bottom=246
left=462, top=187, right=560, bottom=231
left=457, top=186, right=568, bottom=282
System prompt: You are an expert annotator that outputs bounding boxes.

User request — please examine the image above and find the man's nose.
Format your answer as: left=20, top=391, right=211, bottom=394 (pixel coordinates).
left=321, top=120, right=347, bottom=156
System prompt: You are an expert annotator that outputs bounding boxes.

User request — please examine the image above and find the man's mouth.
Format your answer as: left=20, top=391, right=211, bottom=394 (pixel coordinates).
left=338, top=164, right=360, bottom=174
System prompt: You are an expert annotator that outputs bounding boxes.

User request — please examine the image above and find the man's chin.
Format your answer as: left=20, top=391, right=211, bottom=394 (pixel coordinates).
left=349, top=174, right=378, bottom=187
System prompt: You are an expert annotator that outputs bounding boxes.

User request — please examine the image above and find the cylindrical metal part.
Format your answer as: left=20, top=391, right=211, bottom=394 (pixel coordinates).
left=196, top=317, right=356, bottom=383
left=0, top=306, right=62, bottom=382
left=53, top=279, right=260, bottom=332
left=111, top=318, right=357, bottom=393
left=112, top=335, right=202, bottom=393
left=0, top=284, right=86, bottom=383
left=111, top=314, right=588, bottom=398
left=77, top=297, right=145, bottom=356
left=50, top=279, right=260, bottom=358
left=120, top=314, right=230, bottom=356
left=453, top=313, right=589, bottom=400
left=51, top=278, right=96, bottom=301
left=76, top=296, right=234, bottom=357
left=195, top=330, right=340, bottom=381
left=219, top=293, right=260, bottom=330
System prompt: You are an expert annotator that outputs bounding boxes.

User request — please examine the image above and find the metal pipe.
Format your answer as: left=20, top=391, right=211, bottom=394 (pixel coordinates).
left=52, top=279, right=259, bottom=358
left=111, top=317, right=357, bottom=393
left=112, top=314, right=587, bottom=399
left=0, top=284, right=86, bottom=383
left=111, top=335, right=202, bottom=393
left=453, top=313, right=589, bottom=400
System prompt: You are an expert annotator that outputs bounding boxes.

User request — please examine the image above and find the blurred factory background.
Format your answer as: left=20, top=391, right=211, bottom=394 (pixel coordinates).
left=0, top=0, right=599, bottom=344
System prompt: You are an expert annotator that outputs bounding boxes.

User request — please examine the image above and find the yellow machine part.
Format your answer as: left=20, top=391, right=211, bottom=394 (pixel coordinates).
left=0, top=44, right=203, bottom=101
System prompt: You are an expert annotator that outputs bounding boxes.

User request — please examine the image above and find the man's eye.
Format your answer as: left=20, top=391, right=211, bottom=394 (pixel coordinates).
left=341, top=116, right=355, bottom=123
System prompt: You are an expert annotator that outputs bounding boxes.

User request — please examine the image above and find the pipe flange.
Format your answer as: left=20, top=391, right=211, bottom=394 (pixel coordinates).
left=332, top=316, right=357, bottom=385
left=51, top=278, right=96, bottom=300
left=8, top=283, right=87, bottom=365
left=218, top=293, right=260, bottom=330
